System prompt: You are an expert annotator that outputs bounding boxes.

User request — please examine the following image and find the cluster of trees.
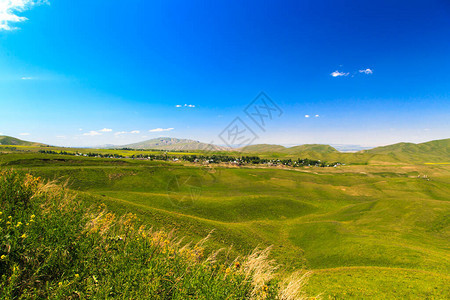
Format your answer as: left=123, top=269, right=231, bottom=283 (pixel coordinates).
left=39, top=150, right=73, bottom=155
left=180, top=154, right=340, bottom=167
left=38, top=150, right=341, bottom=168
left=130, top=154, right=168, bottom=160
left=38, top=150, right=124, bottom=159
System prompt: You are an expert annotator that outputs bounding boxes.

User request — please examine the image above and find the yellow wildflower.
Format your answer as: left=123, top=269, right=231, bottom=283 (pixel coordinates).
left=21, top=234, right=27, bottom=239
left=75, top=274, right=80, bottom=278
left=16, top=222, right=22, bottom=227
left=225, top=267, right=231, bottom=274
left=30, top=215, right=35, bottom=219
left=58, top=282, right=62, bottom=286
left=1, top=255, right=6, bottom=260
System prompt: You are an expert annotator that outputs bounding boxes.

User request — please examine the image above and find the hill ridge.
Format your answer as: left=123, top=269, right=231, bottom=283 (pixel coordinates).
left=118, top=137, right=230, bottom=151
left=0, top=135, right=46, bottom=147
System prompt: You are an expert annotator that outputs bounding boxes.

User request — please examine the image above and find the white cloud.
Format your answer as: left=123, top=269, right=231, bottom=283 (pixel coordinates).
left=83, top=130, right=101, bottom=136
left=0, top=0, right=49, bottom=31
left=56, top=135, right=66, bottom=139
left=359, top=68, right=373, bottom=75
left=114, top=130, right=140, bottom=136
left=175, top=105, right=182, bottom=108
left=315, top=114, right=320, bottom=117
left=176, top=104, right=195, bottom=108
left=19, top=132, right=30, bottom=136
left=330, top=71, right=349, bottom=77
left=99, top=128, right=112, bottom=132
left=21, top=76, right=33, bottom=80
left=304, top=115, right=310, bottom=118
left=149, top=128, right=174, bottom=132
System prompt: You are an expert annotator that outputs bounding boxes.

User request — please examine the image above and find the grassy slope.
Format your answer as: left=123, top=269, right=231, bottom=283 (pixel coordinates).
left=239, top=144, right=339, bottom=156
left=1, top=151, right=449, bottom=298
left=240, top=138, right=450, bottom=164
left=0, top=170, right=290, bottom=299
left=239, top=144, right=288, bottom=153
left=362, top=138, right=450, bottom=163
left=284, top=144, right=338, bottom=154
left=0, top=136, right=46, bottom=147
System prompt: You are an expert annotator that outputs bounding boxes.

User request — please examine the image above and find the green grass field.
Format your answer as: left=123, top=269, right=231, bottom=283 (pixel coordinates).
left=1, top=149, right=449, bottom=299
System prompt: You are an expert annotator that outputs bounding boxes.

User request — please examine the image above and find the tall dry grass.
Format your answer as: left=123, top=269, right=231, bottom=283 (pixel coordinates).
left=0, top=169, right=315, bottom=299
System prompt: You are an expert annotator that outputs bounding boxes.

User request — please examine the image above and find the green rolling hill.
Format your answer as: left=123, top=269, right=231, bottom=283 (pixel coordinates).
left=239, top=144, right=287, bottom=153
left=1, top=151, right=449, bottom=298
left=362, top=138, right=450, bottom=163
left=285, top=144, right=339, bottom=154
left=0, top=135, right=46, bottom=147
left=239, top=143, right=338, bottom=154
left=238, top=144, right=339, bottom=154
left=238, top=139, right=449, bottom=164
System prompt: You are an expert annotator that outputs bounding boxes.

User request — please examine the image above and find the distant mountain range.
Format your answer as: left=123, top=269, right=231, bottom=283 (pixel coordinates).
left=118, top=137, right=229, bottom=151
left=0, top=135, right=46, bottom=147
left=1, top=135, right=449, bottom=162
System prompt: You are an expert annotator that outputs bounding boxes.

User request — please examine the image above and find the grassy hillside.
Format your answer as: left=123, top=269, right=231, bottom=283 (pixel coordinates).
left=239, top=144, right=288, bottom=153
left=285, top=144, right=338, bottom=155
left=1, top=152, right=449, bottom=298
left=0, top=136, right=46, bottom=147
left=238, top=139, right=450, bottom=164
left=239, top=144, right=338, bottom=155
left=121, top=137, right=229, bottom=151
left=0, top=169, right=311, bottom=299
left=363, top=138, right=450, bottom=162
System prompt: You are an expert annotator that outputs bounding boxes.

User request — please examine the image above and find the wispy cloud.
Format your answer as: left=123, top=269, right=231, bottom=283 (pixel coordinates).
left=56, top=135, right=66, bottom=139
left=99, top=128, right=112, bottom=132
left=359, top=68, right=373, bottom=75
left=0, top=0, right=49, bottom=31
left=149, top=128, right=174, bottom=132
left=83, top=130, right=101, bottom=136
left=315, top=114, right=320, bottom=118
left=21, top=76, right=33, bottom=80
left=114, top=130, right=140, bottom=136
left=176, top=104, right=195, bottom=108
left=330, top=71, right=349, bottom=77
left=19, top=132, right=30, bottom=136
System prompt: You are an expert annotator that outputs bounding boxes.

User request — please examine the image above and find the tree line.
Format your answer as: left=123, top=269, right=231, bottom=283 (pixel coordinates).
left=38, top=150, right=342, bottom=168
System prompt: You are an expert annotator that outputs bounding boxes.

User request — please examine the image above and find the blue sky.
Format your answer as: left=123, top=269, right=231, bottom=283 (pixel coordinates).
left=0, top=0, right=449, bottom=147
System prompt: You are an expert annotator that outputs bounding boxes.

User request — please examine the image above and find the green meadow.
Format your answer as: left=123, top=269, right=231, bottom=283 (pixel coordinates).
left=1, top=148, right=449, bottom=299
